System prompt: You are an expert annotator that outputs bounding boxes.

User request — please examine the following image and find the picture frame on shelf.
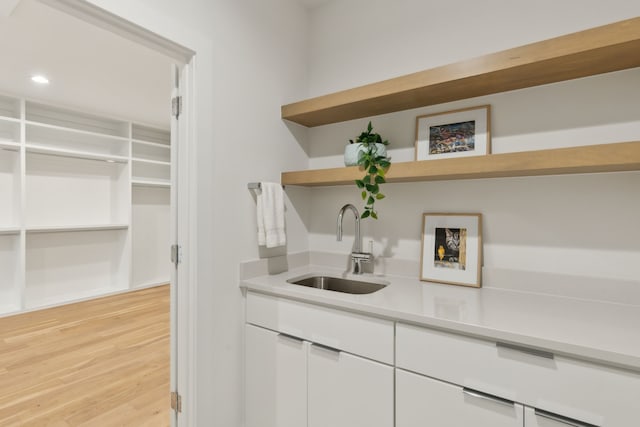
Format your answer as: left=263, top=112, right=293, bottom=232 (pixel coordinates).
left=420, top=213, right=482, bottom=288
left=415, top=105, right=491, bottom=161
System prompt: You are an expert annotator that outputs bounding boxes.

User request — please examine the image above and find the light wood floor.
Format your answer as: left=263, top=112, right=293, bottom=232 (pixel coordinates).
left=0, top=285, right=170, bottom=427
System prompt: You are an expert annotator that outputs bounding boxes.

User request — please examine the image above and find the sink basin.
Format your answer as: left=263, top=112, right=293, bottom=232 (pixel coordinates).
left=286, top=274, right=387, bottom=294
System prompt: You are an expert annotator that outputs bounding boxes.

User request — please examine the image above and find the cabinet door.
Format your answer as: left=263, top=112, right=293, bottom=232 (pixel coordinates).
left=308, top=344, right=394, bottom=427
left=245, top=324, right=308, bottom=427
left=525, top=406, right=600, bottom=427
left=396, top=369, right=524, bottom=427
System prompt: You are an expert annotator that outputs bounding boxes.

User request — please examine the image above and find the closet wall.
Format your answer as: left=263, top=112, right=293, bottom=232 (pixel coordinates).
left=0, top=93, right=170, bottom=316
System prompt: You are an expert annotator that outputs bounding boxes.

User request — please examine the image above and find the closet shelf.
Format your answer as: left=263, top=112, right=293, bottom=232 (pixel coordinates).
left=132, top=139, right=171, bottom=149
left=282, top=17, right=640, bottom=127
left=0, top=141, right=20, bottom=151
left=0, top=227, right=20, bottom=235
left=26, top=224, right=129, bottom=233
left=25, top=144, right=129, bottom=163
left=132, top=157, right=170, bottom=166
left=281, top=141, right=640, bottom=186
left=25, top=121, right=130, bottom=141
left=0, top=116, right=20, bottom=123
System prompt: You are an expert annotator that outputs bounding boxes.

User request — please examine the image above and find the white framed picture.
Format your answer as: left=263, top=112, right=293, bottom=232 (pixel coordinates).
left=420, top=213, right=482, bottom=288
left=415, top=105, right=491, bottom=161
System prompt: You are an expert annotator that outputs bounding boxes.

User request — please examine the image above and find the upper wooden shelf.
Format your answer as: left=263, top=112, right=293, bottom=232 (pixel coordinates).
left=281, top=141, right=640, bottom=186
left=282, top=17, right=640, bottom=127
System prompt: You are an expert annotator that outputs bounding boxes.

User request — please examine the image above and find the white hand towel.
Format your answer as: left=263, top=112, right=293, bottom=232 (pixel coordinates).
left=256, top=182, right=286, bottom=248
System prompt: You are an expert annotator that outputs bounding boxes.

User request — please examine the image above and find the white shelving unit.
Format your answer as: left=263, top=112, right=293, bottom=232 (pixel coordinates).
left=132, top=186, right=170, bottom=288
left=25, top=228, right=130, bottom=309
left=130, top=123, right=171, bottom=288
left=0, top=94, right=171, bottom=316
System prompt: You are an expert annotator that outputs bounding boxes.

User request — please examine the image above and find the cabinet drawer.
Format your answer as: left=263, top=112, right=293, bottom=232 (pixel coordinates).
left=246, top=291, right=394, bottom=364
left=396, top=369, right=524, bottom=427
left=396, top=323, right=638, bottom=426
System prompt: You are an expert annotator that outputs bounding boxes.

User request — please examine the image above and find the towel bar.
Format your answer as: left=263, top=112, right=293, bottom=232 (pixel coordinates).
left=247, top=182, right=284, bottom=190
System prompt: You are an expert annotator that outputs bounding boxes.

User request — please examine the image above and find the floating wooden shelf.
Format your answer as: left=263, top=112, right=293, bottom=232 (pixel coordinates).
left=282, top=17, right=640, bottom=127
left=281, top=141, right=640, bottom=186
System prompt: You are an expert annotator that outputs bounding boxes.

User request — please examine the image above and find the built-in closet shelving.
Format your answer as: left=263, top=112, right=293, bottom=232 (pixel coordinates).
left=0, top=94, right=171, bottom=316
left=132, top=124, right=171, bottom=188
left=280, top=17, right=640, bottom=186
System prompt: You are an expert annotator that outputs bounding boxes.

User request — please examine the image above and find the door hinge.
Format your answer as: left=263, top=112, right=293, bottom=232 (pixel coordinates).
left=170, top=391, right=182, bottom=413
left=170, top=244, right=182, bottom=267
left=172, top=96, right=182, bottom=118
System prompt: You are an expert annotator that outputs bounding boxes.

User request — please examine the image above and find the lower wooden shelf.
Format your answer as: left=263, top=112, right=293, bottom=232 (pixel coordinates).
left=281, top=141, right=640, bottom=186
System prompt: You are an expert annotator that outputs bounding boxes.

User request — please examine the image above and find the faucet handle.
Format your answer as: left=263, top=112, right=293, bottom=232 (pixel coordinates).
left=351, top=251, right=372, bottom=275
left=352, top=251, right=372, bottom=262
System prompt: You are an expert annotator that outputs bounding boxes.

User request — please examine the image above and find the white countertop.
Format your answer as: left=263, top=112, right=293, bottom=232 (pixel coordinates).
left=241, top=264, right=640, bottom=371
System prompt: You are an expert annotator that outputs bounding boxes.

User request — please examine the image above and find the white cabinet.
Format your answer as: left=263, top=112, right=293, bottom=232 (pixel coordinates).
left=245, top=295, right=637, bottom=427
left=396, top=368, right=524, bottom=427
left=397, top=322, right=637, bottom=426
left=0, top=94, right=171, bottom=315
left=396, top=368, right=600, bottom=427
left=308, top=343, right=393, bottom=427
left=246, top=291, right=394, bottom=364
left=245, top=292, right=395, bottom=427
left=245, top=324, right=307, bottom=427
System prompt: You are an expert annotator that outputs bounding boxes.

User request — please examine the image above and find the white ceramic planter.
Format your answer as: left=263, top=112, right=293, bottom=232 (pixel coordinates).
left=344, top=143, right=387, bottom=166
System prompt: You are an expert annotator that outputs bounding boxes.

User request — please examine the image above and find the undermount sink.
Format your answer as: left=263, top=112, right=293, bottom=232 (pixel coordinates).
left=286, top=274, right=388, bottom=295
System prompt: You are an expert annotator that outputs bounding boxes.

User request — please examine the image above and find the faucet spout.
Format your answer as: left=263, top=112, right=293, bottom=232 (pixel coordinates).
left=337, top=204, right=361, bottom=252
left=337, top=204, right=371, bottom=274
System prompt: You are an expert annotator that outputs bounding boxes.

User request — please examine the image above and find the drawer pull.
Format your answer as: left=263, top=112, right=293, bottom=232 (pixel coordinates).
left=496, top=341, right=554, bottom=359
left=462, top=388, right=514, bottom=408
left=535, top=408, right=599, bottom=427
left=312, top=342, right=341, bottom=354
left=278, top=332, right=304, bottom=343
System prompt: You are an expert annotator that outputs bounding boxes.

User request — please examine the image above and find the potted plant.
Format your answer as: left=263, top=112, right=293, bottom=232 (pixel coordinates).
left=348, top=121, right=391, bottom=219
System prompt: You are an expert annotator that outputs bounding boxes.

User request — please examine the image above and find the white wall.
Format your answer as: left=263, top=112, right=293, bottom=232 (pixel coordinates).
left=83, top=0, right=310, bottom=426
left=62, top=1, right=640, bottom=425
left=303, top=0, right=640, bottom=282
left=306, top=0, right=640, bottom=96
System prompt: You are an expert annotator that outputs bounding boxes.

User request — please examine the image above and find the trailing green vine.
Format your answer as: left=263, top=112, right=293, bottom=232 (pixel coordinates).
left=351, top=121, right=391, bottom=219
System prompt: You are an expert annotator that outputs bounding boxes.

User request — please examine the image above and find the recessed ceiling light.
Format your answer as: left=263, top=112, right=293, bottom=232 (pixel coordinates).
left=31, top=75, right=50, bottom=85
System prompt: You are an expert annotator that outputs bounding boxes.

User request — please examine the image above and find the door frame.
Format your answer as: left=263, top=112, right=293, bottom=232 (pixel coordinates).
left=38, top=0, right=199, bottom=425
